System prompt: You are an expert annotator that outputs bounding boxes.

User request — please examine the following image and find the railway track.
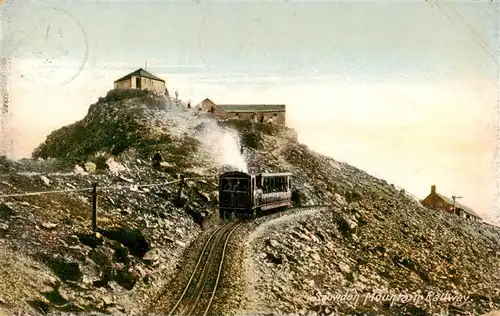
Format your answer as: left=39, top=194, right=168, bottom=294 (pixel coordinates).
left=167, top=219, right=242, bottom=316
left=150, top=205, right=328, bottom=315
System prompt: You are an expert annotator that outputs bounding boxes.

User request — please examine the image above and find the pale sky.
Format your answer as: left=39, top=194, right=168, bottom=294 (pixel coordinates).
left=1, top=0, right=499, bottom=223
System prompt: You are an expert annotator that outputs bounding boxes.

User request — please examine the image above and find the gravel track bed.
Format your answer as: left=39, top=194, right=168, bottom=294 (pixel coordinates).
left=216, top=205, right=328, bottom=316
left=142, top=221, right=226, bottom=315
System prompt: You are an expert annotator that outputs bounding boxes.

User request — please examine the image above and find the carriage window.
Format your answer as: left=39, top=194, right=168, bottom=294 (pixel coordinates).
left=232, top=179, right=248, bottom=192
left=223, top=179, right=233, bottom=191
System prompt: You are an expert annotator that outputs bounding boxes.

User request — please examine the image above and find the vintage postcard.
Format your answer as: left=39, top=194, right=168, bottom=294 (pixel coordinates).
left=0, top=1, right=499, bottom=315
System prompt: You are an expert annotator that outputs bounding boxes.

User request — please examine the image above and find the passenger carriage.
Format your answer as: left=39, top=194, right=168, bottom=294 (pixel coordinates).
left=219, top=171, right=292, bottom=219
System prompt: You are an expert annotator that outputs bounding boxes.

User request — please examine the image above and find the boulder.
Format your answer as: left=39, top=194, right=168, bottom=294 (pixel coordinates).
left=142, top=249, right=160, bottom=266
left=84, top=162, right=97, bottom=173
left=40, top=175, right=51, bottom=186
left=41, top=222, right=58, bottom=230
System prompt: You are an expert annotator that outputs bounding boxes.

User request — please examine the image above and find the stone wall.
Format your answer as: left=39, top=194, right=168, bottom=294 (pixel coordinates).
left=227, top=111, right=286, bottom=125
left=114, top=80, right=131, bottom=89
left=114, top=77, right=166, bottom=95
left=197, top=99, right=286, bottom=125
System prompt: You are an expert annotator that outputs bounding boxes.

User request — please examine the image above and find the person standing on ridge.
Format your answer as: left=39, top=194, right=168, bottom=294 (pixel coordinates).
left=152, top=151, right=163, bottom=169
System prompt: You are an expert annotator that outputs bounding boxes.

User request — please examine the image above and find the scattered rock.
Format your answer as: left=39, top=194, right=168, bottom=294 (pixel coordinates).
left=102, top=295, right=114, bottom=306
left=27, top=299, right=51, bottom=314
left=114, top=269, right=137, bottom=290
left=84, top=162, right=97, bottom=173
left=99, top=227, right=150, bottom=258
left=41, top=254, right=83, bottom=283
left=40, top=175, right=51, bottom=186
left=73, top=165, right=87, bottom=175
left=239, top=199, right=500, bottom=316
left=41, top=222, right=58, bottom=230
left=337, top=262, right=350, bottom=274
left=197, top=191, right=211, bottom=203
left=0, top=204, right=15, bottom=220
left=107, top=158, right=127, bottom=175
left=142, top=249, right=160, bottom=266
left=78, top=232, right=104, bottom=248
left=175, top=240, right=186, bottom=247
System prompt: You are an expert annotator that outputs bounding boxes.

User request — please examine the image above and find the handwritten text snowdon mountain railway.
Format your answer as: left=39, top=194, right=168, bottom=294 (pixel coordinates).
left=320, top=290, right=470, bottom=307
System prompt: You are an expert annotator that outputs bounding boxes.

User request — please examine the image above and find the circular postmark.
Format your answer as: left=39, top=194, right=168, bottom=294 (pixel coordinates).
left=5, top=6, right=88, bottom=87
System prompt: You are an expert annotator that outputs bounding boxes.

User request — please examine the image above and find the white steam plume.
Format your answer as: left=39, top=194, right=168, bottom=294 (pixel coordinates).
left=153, top=97, right=248, bottom=172
left=196, top=121, right=248, bottom=173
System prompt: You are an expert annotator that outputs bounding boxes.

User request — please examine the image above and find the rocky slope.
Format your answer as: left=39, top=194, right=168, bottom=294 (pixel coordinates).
left=215, top=134, right=500, bottom=316
left=0, top=88, right=498, bottom=316
left=0, top=89, right=228, bottom=315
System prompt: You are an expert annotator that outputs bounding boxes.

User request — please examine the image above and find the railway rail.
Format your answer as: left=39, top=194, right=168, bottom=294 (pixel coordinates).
left=167, top=219, right=242, bottom=316
left=164, top=204, right=329, bottom=316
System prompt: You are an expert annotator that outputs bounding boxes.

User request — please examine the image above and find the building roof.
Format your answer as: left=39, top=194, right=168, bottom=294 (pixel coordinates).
left=218, top=104, right=286, bottom=113
left=436, top=193, right=481, bottom=219
left=260, top=172, right=293, bottom=177
left=114, top=68, right=165, bottom=83
left=200, top=98, right=216, bottom=105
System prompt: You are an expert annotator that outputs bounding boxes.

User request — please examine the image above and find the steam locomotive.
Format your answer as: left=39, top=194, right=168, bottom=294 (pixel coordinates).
left=219, top=171, right=292, bottom=219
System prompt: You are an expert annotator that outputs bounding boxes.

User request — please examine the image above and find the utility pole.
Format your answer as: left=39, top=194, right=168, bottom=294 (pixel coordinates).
left=452, top=194, right=463, bottom=214
left=91, top=182, right=98, bottom=232
left=145, top=60, right=147, bottom=70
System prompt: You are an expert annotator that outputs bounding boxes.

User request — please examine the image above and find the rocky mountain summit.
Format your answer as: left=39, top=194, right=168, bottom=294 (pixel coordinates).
left=0, top=89, right=498, bottom=316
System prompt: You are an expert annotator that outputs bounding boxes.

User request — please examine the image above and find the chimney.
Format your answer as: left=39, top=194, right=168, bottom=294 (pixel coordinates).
left=431, top=185, right=436, bottom=194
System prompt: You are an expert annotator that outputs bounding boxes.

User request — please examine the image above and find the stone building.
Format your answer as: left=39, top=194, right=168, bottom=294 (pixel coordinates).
left=197, top=98, right=286, bottom=125
left=421, top=185, right=482, bottom=222
left=114, top=68, right=167, bottom=95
